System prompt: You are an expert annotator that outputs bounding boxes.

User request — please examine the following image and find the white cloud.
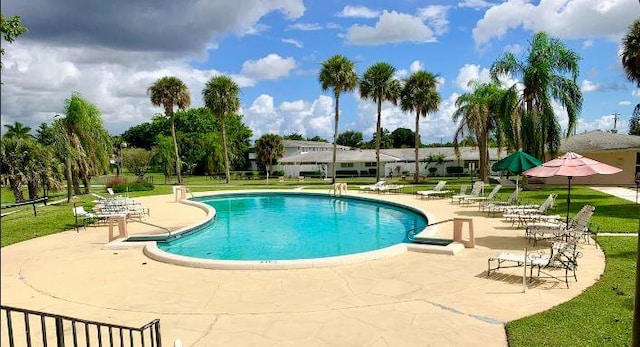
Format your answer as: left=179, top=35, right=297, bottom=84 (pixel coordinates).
left=345, top=11, right=436, bottom=45
left=618, top=100, right=631, bottom=106
left=575, top=114, right=626, bottom=134
left=416, top=5, right=450, bottom=35
left=244, top=94, right=334, bottom=139
left=581, top=79, right=602, bottom=92
left=582, top=40, right=594, bottom=49
left=504, top=44, right=523, bottom=55
left=633, top=89, right=640, bottom=97
left=394, top=69, right=409, bottom=79
left=337, top=5, right=380, bottom=19
left=455, top=64, right=491, bottom=91
left=473, top=0, right=639, bottom=46
left=281, top=38, right=303, bottom=48
left=458, top=0, right=495, bottom=9
left=436, top=76, right=446, bottom=90
left=410, top=60, right=424, bottom=73
left=287, top=22, right=323, bottom=31
left=241, top=54, right=296, bottom=81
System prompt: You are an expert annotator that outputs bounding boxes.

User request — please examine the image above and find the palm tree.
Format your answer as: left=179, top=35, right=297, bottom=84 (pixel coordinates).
left=3, top=121, right=32, bottom=139
left=148, top=76, right=191, bottom=184
left=319, top=55, right=358, bottom=183
left=452, top=81, right=505, bottom=183
left=360, top=62, right=401, bottom=181
left=0, top=137, right=28, bottom=201
left=203, top=75, right=241, bottom=184
left=621, top=18, right=640, bottom=87
left=400, top=70, right=441, bottom=182
left=490, top=32, right=582, bottom=160
left=255, top=134, right=285, bottom=175
left=51, top=93, right=111, bottom=202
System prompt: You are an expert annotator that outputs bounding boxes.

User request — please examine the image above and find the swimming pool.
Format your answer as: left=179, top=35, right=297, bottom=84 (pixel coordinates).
left=156, top=193, right=428, bottom=261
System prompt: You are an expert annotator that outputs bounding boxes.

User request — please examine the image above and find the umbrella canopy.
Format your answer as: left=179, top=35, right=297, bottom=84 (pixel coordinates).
left=492, top=151, right=542, bottom=175
left=492, top=151, right=542, bottom=198
left=523, top=152, right=622, bottom=225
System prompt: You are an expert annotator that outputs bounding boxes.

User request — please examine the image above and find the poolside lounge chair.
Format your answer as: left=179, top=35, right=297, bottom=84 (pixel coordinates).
left=416, top=181, right=451, bottom=199
left=359, top=181, right=386, bottom=192
left=449, top=185, right=467, bottom=203
left=73, top=206, right=99, bottom=228
left=377, top=184, right=405, bottom=194
left=502, top=194, right=557, bottom=226
left=460, top=184, right=502, bottom=206
left=107, top=187, right=116, bottom=197
left=451, top=181, right=484, bottom=204
left=481, top=187, right=521, bottom=213
left=525, top=205, right=595, bottom=246
left=488, top=241, right=581, bottom=288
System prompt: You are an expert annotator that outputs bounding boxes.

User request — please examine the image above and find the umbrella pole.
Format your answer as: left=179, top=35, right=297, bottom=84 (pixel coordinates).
left=566, top=176, right=572, bottom=226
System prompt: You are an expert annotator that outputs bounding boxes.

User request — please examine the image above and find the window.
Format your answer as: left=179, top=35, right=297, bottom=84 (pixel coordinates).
left=340, top=163, right=354, bottom=168
left=365, top=162, right=376, bottom=167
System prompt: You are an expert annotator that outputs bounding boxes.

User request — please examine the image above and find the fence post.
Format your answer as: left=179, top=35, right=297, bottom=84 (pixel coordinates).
left=55, top=317, right=65, bottom=347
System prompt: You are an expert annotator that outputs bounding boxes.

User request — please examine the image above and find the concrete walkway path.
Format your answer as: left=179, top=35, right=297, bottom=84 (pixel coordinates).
left=1, top=190, right=606, bottom=346
left=590, top=186, right=639, bottom=203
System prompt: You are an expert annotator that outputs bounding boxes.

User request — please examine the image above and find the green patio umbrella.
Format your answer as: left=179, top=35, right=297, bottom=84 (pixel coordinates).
left=491, top=151, right=542, bottom=197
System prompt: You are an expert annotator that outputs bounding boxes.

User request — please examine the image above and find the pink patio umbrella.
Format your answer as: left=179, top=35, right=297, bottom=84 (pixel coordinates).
left=523, top=152, right=622, bottom=225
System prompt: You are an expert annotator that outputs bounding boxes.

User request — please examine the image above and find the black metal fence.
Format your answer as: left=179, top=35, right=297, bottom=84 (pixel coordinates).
left=1, top=305, right=161, bottom=347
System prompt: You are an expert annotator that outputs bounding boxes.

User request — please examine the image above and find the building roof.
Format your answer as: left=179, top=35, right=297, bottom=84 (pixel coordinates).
left=280, top=146, right=507, bottom=164
left=280, top=150, right=401, bottom=164
left=282, top=140, right=350, bottom=150
left=560, top=130, right=640, bottom=152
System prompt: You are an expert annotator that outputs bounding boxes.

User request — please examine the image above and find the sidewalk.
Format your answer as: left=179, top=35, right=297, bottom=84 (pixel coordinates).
left=590, top=186, right=639, bottom=203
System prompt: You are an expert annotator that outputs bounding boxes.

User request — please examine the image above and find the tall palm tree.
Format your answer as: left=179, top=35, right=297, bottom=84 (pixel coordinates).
left=148, top=76, right=191, bottom=184
left=400, top=70, right=441, bottom=182
left=319, top=55, right=358, bottom=183
left=452, top=81, right=505, bottom=183
left=490, top=31, right=582, bottom=160
left=621, top=18, right=640, bottom=87
left=360, top=62, right=401, bottom=181
left=3, top=121, right=32, bottom=139
left=255, top=134, right=285, bottom=175
left=202, top=75, right=241, bottom=184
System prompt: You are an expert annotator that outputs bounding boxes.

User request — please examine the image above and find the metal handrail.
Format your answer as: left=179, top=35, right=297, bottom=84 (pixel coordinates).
left=1, top=305, right=162, bottom=347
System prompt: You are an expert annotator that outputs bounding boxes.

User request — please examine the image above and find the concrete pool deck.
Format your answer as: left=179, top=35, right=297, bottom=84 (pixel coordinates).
left=1, top=189, right=605, bottom=346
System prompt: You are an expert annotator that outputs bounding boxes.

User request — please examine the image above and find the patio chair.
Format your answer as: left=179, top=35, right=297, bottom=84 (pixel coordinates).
left=450, top=185, right=467, bottom=203
left=377, top=184, right=405, bottom=194
left=460, top=184, right=502, bottom=206
left=525, top=205, right=595, bottom=246
left=73, top=206, right=99, bottom=228
left=487, top=241, right=581, bottom=288
left=416, top=181, right=451, bottom=199
left=359, top=181, right=386, bottom=192
left=482, top=187, right=521, bottom=213
left=451, top=181, right=484, bottom=204
left=107, top=187, right=116, bottom=197
left=502, top=194, right=557, bottom=226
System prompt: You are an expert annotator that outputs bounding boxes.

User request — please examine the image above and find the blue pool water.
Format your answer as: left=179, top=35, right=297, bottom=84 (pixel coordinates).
left=158, top=193, right=428, bottom=261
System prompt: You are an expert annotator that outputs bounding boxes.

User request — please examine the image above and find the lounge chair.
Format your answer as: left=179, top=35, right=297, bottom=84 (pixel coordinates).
left=460, top=184, right=502, bottom=206
left=451, top=181, right=484, bottom=204
left=488, top=241, right=581, bottom=288
left=502, top=194, right=557, bottom=226
left=377, top=184, right=404, bottom=194
left=416, top=181, right=451, bottom=199
left=107, top=187, right=116, bottom=197
left=359, top=181, right=386, bottom=192
left=481, top=187, right=521, bottom=213
left=73, top=206, right=99, bottom=228
left=525, top=205, right=595, bottom=246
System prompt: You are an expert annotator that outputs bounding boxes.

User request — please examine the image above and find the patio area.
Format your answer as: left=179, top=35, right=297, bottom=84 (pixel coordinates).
left=0, top=190, right=606, bottom=346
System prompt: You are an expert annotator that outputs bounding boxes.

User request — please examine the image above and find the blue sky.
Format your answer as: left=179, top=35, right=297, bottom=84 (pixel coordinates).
left=1, top=0, right=638, bottom=143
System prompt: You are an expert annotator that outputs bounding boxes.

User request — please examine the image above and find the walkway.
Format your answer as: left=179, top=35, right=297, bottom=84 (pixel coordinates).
left=1, top=190, right=606, bottom=346
left=590, top=186, right=639, bottom=203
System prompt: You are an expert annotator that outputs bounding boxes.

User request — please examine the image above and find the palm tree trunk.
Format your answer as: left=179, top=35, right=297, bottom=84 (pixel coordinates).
left=72, top=172, right=81, bottom=195
left=65, top=158, right=73, bottom=203
left=375, top=98, right=382, bottom=182
left=27, top=180, right=38, bottom=200
left=414, top=111, right=420, bottom=183
left=332, top=93, right=340, bottom=184
left=82, top=174, right=91, bottom=194
left=9, top=178, right=24, bottom=202
left=170, top=115, right=182, bottom=184
left=221, top=116, right=231, bottom=184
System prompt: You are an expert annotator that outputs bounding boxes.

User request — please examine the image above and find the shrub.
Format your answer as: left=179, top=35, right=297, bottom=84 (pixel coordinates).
left=106, top=175, right=125, bottom=188
left=112, top=181, right=154, bottom=193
